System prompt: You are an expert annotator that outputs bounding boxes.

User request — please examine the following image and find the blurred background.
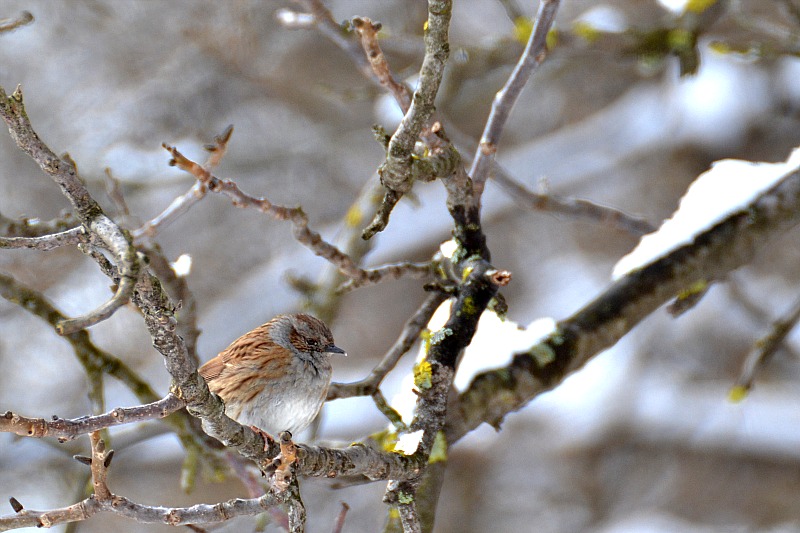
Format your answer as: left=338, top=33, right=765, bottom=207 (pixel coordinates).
left=2, top=1, right=800, bottom=531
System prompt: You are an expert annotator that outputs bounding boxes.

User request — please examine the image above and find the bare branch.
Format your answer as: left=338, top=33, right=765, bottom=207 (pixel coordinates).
left=337, top=261, right=433, bottom=293
left=0, top=484, right=282, bottom=531
left=733, top=291, right=800, bottom=396
left=0, top=225, right=85, bottom=250
left=134, top=181, right=207, bottom=239
left=362, top=189, right=403, bottom=240
left=469, top=0, right=561, bottom=209
left=134, top=126, right=232, bottom=240
left=332, top=501, right=350, bottom=533
left=0, top=395, right=184, bottom=440
left=328, top=291, right=447, bottom=399
left=286, top=0, right=375, bottom=81
left=57, top=272, right=137, bottom=334
left=103, top=168, right=132, bottom=220
left=0, top=10, right=33, bottom=33
left=368, top=0, right=453, bottom=238
left=490, top=166, right=655, bottom=236
left=351, top=17, right=412, bottom=112
left=0, top=85, right=140, bottom=334
left=162, top=142, right=373, bottom=282
left=450, top=164, right=800, bottom=442
left=89, top=432, right=112, bottom=500
left=0, top=211, right=77, bottom=238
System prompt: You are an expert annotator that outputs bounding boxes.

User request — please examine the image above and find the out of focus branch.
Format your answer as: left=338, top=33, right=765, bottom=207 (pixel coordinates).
left=0, top=10, right=33, bottom=33
left=0, top=212, right=77, bottom=238
left=491, top=166, right=655, bottom=236
left=284, top=0, right=374, bottom=80
left=733, top=291, right=800, bottom=397
left=469, top=0, right=561, bottom=210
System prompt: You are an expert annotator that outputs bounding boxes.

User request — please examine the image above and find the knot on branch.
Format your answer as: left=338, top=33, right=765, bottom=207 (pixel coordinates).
left=378, top=155, right=415, bottom=194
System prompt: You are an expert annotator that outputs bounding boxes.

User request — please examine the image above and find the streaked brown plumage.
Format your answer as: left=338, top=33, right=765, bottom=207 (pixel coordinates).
left=199, top=313, right=345, bottom=437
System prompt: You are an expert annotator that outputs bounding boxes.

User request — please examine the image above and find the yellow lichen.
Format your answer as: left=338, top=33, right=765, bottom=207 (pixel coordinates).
left=398, top=492, right=414, bottom=505
left=667, top=28, right=693, bottom=52
left=420, top=329, right=433, bottom=354
left=546, top=27, right=559, bottom=49
left=685, top=0, right=717, bottom=14
left=460, top=296, right=477, bottom=316
left=529, top=343, right=556, bottom=367
left=728, top=385, right=748, bottom=403
left=428, top=431, right=448, bottom=463
left=512, top=16, right=534, bottom=44
left=676, top=279, right=707, bottom=301
left=344, top=204, right=363, bottom=228
left=572, top=21, right=600, bottom=43
left=371, top=429, right=399, bottom=452
left=414, top=360, right=433, bottom=390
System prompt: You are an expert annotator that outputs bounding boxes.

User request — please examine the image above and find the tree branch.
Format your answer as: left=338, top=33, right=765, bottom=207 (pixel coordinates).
left=328, top=291, right=448, bottom=400
left=449, top=165, right=800, bottom=442
left=0, top=226, right=85, bottom=250
left=367, top=0, right=453, bottom=238
left=0, top=85, right=140, bottom=334
left=0, top=395, right=184, bottom=440
left=469, top=0, right=561, bottom=210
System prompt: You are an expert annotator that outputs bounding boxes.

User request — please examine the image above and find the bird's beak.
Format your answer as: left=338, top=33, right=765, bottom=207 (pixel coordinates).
left=325, top=344, right=347, bottom=356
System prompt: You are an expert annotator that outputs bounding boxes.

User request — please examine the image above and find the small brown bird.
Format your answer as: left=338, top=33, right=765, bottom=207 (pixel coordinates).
left=199, top=313, right=345, bottom=438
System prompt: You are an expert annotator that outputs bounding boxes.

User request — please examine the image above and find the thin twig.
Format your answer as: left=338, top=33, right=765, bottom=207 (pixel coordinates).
left=0, top=482, right=282, bottom=530
left=734, top=292, right=800, bottom=395
left=89, top=432, right=112, bottom=500
left=133, top=181, right=207, bottom=239
left=103, top=168, right=132, bottom=219
left=163, top=142, right=373, bottom=282
left=490, top=164, right=655, bottom=236
left=0, top=10, right=33, bottom=33
left=287, top=0, right=374, bottom=80
left=0, top=395, right=185, bottom=440
left=337, top=261, right=433, bottom=293
left=351, top=17, right=412, bottom=112
left=469, top=0, right=561, bottom=209
left=331, top=502, right=350, bottom=533
left=133, top=126, right=232, bottom=240
left=328, top=291, right=447, bottom=399
left=0, top=85, right=140, bottom=334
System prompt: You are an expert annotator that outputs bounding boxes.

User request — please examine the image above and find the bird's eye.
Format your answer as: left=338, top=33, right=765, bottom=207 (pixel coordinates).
left=307, top=339, right=320, bottom=349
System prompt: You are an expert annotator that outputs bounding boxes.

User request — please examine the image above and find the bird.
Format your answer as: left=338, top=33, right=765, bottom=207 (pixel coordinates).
left=199, top=313, right=346, bottom=440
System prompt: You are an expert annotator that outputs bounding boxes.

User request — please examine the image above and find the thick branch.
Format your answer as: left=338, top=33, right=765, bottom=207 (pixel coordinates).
left=0, top=226, right=85, bottom=250
left=449, top=165, right=800, bottom=441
